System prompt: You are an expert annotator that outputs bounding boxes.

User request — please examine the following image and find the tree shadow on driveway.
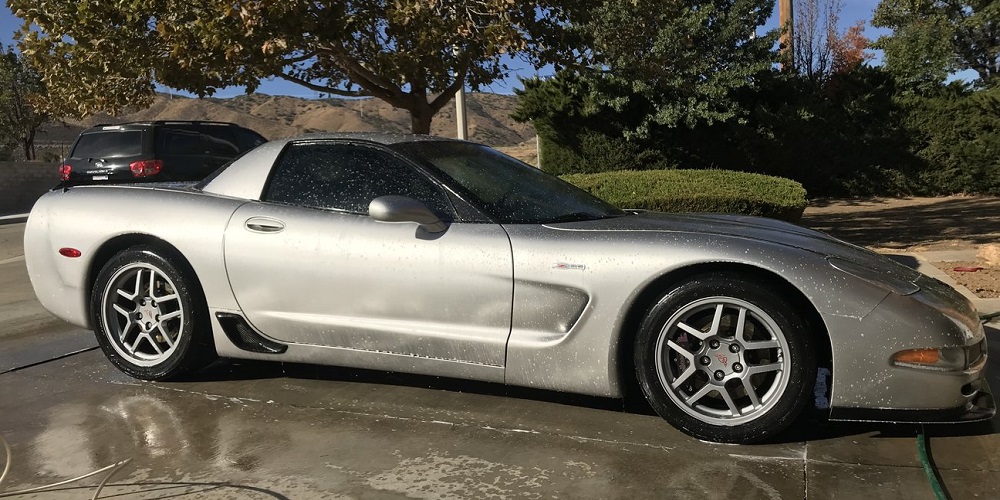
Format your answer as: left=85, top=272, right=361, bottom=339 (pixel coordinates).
left=802, top=196, right=1000, bottom=249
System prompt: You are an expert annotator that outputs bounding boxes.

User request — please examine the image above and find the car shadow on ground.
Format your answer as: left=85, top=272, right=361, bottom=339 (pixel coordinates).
left=802, top=197, right=1000, bottom=248
left=194, top=357, right=630, bottom=413
left=189, top=326, right=1000, bottom=446
left=7, top=482, right=291, bottom=500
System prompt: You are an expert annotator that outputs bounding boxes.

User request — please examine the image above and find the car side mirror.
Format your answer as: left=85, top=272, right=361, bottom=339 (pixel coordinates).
left=369, top=195, right=447, bottom=233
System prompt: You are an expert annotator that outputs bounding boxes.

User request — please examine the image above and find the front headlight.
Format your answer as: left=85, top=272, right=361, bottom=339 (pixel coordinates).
left=828, top=257, right=920, bottom=296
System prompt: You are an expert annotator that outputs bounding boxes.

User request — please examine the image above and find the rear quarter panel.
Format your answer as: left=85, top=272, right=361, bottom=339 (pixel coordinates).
left=24, top=185, right=247, bottom=328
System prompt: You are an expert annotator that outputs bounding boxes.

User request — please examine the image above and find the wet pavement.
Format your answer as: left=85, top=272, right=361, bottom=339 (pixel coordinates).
left=2, top=222, right=1000, bottom=499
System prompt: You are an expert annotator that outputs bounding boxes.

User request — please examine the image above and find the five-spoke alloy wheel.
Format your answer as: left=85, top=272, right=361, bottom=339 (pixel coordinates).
left=92, top=246, right=213, bottom=380
left=635, top=273, right=816, bottom=443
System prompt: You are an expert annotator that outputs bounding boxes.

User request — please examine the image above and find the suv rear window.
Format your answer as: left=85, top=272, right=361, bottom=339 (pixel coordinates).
left=71, top=131, right=143, bottom=159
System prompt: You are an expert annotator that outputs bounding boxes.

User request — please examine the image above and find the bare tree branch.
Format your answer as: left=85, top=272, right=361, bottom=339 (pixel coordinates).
left=321, top=44, right=408, bottom=102
left=281, top=52, right=318, bottom=65
left=277, top=73, right=368, bottom=97
left=429, top=67, right=468, bottom=113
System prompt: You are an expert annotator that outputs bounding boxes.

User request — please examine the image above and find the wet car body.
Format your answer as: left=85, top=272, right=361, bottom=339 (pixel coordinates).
left=24, top=133, right=993, bottom=443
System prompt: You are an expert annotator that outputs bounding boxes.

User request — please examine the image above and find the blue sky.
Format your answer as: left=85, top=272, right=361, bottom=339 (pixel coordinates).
left=0, top=2, right=886, bottom=98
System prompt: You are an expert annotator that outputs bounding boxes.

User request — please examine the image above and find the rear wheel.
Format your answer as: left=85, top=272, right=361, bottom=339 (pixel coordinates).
left=634, top=273, right=816, bottom=443
left=92, top=246, right=214, bottom=380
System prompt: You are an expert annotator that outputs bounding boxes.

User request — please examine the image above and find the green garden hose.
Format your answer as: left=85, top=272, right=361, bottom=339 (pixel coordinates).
left=917, top=427, right=948, bottom=500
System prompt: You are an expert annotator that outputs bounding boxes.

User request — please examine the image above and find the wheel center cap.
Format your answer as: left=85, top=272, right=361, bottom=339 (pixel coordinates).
left=138, top=303, right=158, bottom=325
left=705, top=342, right=741, bottom=375
left=714, top=352, right=731, bottom=367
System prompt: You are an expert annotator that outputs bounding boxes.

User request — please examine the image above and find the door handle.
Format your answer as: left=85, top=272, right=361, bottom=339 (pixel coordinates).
left=244, top=217, right=285, bottom=233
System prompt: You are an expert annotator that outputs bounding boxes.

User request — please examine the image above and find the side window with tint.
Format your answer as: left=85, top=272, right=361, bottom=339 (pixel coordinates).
left=157, top=129, right=204, bottom=155
left=158, top=127, right=240, bottom=156
left=265, top=143, right=452, bottom=217
left=200, top=127, right=241, bottom=155
left=236, top=129, right=266, bottom=151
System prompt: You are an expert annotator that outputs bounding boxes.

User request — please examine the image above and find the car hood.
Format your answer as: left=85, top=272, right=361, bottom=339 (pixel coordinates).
left=546, top=211, right=921, bottom=280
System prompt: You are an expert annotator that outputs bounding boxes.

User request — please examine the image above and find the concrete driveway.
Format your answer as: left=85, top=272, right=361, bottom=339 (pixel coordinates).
left=1, top=222, right=998, bottom=499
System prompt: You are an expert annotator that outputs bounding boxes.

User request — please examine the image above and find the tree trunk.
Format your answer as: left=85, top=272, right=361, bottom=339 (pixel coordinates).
left=22, top=127, right=36, bottom=160
left=409, top=103, right=433, bottom=135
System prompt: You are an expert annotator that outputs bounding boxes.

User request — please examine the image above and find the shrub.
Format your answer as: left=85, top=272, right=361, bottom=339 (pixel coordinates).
left=517, top=67, right=925, bottom=198
left=562, top=169, right=808, bottom=222
left=539, top=131, right=676, bottom=175
left=901, top=87, right=1000, bottom=196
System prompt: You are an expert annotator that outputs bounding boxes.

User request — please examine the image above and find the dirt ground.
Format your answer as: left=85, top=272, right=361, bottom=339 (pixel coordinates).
left=802, top=195, right=1000, bottom=298
left=934, top=261, right=1000, bottom=298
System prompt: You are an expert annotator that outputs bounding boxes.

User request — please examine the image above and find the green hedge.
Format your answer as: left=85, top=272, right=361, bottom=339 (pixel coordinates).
left=562, top=169, right=808, bottom=223
left=540, top=130, right=676, bottom=175
left=901, top=88, right=1000, bottom=196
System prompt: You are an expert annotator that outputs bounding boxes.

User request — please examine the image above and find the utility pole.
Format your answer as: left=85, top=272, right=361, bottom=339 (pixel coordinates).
left=455, top=84, right=468, bottom=140
left=779, top=0, right=794, bottom=71
left=535, top=135, right=541, bottom=168
left=453, top=46, right=468, bottom=140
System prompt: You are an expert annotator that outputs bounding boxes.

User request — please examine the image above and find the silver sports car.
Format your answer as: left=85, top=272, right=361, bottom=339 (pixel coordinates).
left=24, top=134, right=993, bottom=443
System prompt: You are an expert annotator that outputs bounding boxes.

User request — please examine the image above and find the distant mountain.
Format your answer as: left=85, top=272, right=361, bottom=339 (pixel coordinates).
left=35, top=92, right=536, bottom=148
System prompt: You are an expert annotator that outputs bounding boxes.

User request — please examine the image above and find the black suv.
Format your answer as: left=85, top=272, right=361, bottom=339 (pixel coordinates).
left=60, top=121, right=267, bottom=183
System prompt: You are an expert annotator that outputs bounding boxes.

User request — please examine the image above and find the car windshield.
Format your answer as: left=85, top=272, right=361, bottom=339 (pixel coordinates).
left=393, top=141, right=624, bottom=224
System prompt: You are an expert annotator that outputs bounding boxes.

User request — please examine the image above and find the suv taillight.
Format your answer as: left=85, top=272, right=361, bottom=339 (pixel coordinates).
left=59, top=164, right=72, bottom=181
left=129, top=159, right=163, bottom=177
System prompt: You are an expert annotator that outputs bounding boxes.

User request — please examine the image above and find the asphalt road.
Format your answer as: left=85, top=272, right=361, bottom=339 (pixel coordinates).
left=1, top=222, right=999, bottom=499
left=0, top=223, right=96, bottom=374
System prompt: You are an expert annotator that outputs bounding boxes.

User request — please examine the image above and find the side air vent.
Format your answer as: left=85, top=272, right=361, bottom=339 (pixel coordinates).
left=216, top=313, right=288, bottom=354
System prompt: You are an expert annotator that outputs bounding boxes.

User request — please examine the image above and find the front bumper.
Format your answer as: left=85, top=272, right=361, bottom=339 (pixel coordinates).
left=825, top=267, right=992, bottom=411
left=829, top=380, right=995, bottom=424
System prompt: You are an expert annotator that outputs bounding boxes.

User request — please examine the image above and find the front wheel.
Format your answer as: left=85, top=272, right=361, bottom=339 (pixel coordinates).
left=91, top=246, right=214, bottom=380
left=634, top=273, right=816, bottom=443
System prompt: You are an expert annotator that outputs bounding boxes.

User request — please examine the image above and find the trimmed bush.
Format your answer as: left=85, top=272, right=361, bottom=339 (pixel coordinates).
left=562, top=169, right=808, bottom=223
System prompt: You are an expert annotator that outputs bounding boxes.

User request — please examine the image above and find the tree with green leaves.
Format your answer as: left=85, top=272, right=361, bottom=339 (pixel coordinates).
left=11, top=0, right=589, bottom=134
left=579, top=0, right=777, bottom=137
left=515, top=0, right=777, bottom=166
left=0, top=49, right=46, bottom=160
left=873, top=0, right=1000, bottom=90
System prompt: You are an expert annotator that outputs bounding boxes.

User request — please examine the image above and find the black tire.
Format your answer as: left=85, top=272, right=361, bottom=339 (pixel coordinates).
left=634, top=273, right=816, bottom=443
left=91, top=245, right=215, bottom=380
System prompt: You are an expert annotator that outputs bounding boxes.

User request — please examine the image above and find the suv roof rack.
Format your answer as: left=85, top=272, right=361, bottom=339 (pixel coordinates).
left=86, top=120, right=241, bottom=129
left=150, top=120, right=239, bottom=126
